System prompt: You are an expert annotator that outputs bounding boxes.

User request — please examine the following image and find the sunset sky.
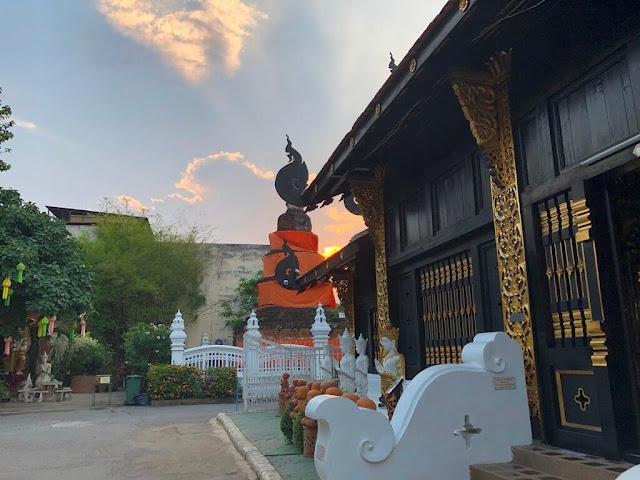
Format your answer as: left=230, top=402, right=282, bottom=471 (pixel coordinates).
left=2, top=0, right=447, bottom=252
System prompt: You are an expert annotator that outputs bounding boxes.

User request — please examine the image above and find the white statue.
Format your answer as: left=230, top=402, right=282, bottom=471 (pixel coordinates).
left=374, top=334, right=405, bottom=397
left=355, top=334, right=369, bottom=398
left=306, top=332, right=533, bottom=480
left=23, top=373, right=34, bottom=390
left=320, top=343, right=334, bottom=381
left=335, top=329, right=356, bottom=393
left=35, top=352, right=52, bottom=388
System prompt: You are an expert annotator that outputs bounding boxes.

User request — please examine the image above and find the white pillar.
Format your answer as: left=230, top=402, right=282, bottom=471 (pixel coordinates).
left=245, top=309, right=262, bottom=338
left=170, top=310, right=187, bottom=365
left=201, top=333, right=209, bottom=346
left=243, top=310, right=261, bottom=401
left=311, top=303, right=332, bottom=377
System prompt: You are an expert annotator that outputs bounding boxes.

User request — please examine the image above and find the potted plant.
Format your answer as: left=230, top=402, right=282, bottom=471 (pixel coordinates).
left=68, top=336, right=111, bottom=393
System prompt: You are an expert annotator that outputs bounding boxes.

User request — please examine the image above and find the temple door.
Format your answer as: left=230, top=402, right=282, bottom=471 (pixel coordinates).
left=396, top=273, right=423, bottom=379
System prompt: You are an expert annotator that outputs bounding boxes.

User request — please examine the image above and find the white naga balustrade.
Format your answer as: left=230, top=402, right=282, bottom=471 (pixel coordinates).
left=306, top=332, right=532, bottom=480
left=169, top=310, right=244, bottom=378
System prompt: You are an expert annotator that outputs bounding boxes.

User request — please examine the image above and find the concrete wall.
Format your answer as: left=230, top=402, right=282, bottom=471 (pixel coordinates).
left=185, top=243, right=269, bottom=348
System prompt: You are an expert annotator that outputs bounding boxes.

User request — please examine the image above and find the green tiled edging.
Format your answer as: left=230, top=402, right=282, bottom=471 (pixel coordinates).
left=217, top=412, right=319, bottom=480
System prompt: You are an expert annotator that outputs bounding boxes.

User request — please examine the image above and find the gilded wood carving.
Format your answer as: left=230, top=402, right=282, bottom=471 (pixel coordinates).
left=452, top=51, right=541, bottom=419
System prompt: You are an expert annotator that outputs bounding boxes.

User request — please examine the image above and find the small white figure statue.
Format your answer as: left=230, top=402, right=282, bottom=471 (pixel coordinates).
left=355, top=334, right=369, bottom=398
left=374, top=333, right=405, bottom=397
left=320, top=343, right=334, bottom=381
left=23, top=373, right=34, bottom=390
left=335, top=329, right=356, bottom=393
left=35, top=352, right=52, bottom=388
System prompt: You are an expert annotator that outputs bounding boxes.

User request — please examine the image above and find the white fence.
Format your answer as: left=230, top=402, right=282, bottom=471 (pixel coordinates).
left=183, top=345, right=244, bottom=378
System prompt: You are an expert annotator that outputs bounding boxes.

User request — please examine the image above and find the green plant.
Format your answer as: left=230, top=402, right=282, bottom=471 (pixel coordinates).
left=203, top=367, right=237, bottom=398
left=0, top=87, right=14, bottom=172
left=67, top=336, right=111, bottom=377
left=50, top=333, right=71, bottom=383
left=292, top=410, right=304, bottom=452
left=147, top=365, right=201, bottom=400
left=280, top=403, right=294, bottom=443
left=220, top=270, right=262, bottom=333
left=0, top=381, right=10, bottom=401
left=123, top=323, right=171, bottom=377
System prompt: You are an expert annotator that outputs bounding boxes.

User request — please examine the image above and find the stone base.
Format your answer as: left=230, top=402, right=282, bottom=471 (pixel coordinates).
left=277, top=208, right=312, bottom=232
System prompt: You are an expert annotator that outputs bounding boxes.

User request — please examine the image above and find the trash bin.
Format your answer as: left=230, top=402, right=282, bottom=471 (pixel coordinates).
left=125, top=375, right=143, bottom=405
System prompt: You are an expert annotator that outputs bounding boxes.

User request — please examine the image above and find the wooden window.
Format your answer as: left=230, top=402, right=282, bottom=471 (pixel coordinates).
left=399, top=189, right=427, bottom=249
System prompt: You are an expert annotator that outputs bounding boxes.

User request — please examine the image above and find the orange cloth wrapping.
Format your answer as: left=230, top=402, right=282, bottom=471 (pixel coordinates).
left=263, top=251, right=325, bottom=277
left=269, top=231, right=319, bottom=252
left=258, top=280, right=337, bottom=309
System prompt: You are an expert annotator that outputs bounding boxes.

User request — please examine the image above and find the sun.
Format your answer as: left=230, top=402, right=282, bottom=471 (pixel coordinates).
left=321, top=245, right=342, bottom=259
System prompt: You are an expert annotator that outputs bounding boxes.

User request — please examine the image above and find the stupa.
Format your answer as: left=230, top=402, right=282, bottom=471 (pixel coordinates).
left=251, top=136, right=340, bottom=342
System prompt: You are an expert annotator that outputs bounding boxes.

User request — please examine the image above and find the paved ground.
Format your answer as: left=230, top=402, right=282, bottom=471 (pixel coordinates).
left=227, top=412, right=319, bottom=480
left=0, top=394, right=255, bottom=480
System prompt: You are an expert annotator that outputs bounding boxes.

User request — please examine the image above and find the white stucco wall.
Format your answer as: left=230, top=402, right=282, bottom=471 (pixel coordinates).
left=185, top=243, right=269, bottom=348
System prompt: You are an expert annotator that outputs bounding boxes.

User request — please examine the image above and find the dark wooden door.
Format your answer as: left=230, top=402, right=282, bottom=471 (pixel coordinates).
left=478, top=241, right=504, bottom=333
left=397, top=273, right=423, bottom=379
left=533, top=190, right=620, bottom=458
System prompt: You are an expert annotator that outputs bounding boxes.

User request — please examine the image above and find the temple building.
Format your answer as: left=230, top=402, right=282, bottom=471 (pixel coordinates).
left=298, top=0, right=640, bottom=461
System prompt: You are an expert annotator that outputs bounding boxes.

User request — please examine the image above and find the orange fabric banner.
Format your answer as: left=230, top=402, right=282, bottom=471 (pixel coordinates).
left=257, top=280, right=337, bottom=309
left=269, top=231, right=319, bottom=252
left=263, top=251, right=326, bottom=277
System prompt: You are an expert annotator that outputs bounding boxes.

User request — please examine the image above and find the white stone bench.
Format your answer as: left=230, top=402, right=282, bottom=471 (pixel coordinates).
left=17, top=389, right=45, bottom=403
left=54, top=388, right=72, bottom=402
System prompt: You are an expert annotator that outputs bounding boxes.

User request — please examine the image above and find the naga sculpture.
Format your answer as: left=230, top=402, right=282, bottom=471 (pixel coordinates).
left=306, top=332, right=532, bottom=480
left=275, top=135, right=309, bottom=207
left=274, top=238, right=300, bottom=290
left=334, top=329, right=356, bottom=394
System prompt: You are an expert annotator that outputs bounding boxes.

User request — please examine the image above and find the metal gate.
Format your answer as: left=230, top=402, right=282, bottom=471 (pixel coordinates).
left=242, top=335, right=336, bottom=412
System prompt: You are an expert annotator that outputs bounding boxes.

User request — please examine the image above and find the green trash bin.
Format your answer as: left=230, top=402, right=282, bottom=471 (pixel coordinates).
left=125, top=375, right=143, bottom=405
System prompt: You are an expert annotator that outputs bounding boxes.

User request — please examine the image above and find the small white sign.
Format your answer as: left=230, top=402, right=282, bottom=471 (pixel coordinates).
left=316, top=444, right=326, bottom=462
left=494, top=377, right=516, bottom=390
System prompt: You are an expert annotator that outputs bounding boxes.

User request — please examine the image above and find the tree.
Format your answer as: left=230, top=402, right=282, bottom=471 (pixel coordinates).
left=0, top=87, right=14, bottom=172
left=0, top=188, right=94, bottom=339
left=80, top=212, right=210, bottom=362
left=220, top=270, right=262, bottom=332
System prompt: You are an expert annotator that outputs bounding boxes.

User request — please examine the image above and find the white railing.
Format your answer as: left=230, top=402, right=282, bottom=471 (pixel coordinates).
left=243, top=334, right=337, bottom=412
left=183, top=345, right=244, bottom=378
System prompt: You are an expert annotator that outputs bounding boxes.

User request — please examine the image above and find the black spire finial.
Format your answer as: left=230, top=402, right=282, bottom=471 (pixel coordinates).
left=389, top=52, right=397, bottom=73
left=275, top=135, right=309, bottom=207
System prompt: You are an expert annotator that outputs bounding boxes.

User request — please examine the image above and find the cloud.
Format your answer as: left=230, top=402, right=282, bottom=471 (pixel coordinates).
left=169, top=151, right=273, bottom=203
left=150, top=197, right=165, bottom=203
left=13, top=118, right=37, bottom=130
left=321, top=206, right=364, bottom=237
left=115, top=194, right=148, bottom=212
left=98, top=0, right=267, bottom=82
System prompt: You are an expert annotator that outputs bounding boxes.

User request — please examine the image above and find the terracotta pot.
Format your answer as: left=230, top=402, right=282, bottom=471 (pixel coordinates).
left=71, top=375, right=97, bottom=393
left=278, top=394, right=288, bottom=414
left=302, top=422, right=318, bottom=458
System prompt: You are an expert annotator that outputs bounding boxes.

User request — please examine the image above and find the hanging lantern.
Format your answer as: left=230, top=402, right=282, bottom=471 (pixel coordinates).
left=70, top=321, right=78, bottom=339
left=48, top=315, right=57, bottom=335
left=2, top=277, right=10, bottom=300
left=80, top=315, right=87, bottom=337
left=3, top=337, right=12, bottom=355
left=4, top=288, right=13, bottom=306
left=37, top=317, right=49, bottom=338
left=16, top=263, right=25, bottom=283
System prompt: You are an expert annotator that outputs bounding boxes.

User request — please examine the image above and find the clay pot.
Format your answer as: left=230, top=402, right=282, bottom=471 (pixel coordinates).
left=325, top=387, right=343, bottom=396
left=283, top=372, right=290, bottom=380
left=311, top=381, right=321, bottom=391
left=292, top=379, right=300, bottom=387
left=356, top=398, right=377, bottom=410
left=298, top=379, right=307, bottom=386
left=278, top=395, right=288, bottom=414
left=297, top=386, right=310, bottom=399
left=302, top=419, right=318, bottom=458
left=307, top=389, right=321, bottom=400
left=343, top=393, right=360, bottom=403
left=290, top=398, right=298, bottom=407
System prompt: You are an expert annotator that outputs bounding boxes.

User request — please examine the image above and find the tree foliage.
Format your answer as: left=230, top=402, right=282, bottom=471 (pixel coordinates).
left=220, top=270, right=262, bottom=332
left=0, top=188, right=94, bottom=338
left=80, top=213, right=210, bottom=360
left=123, top=322, right=171, bottom=377
left=0, top=87, right=14, bottom=172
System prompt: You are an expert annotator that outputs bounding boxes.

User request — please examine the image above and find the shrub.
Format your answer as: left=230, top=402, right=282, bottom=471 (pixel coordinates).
left=280, top=404, right=294, bottom=443
left=203, top=367, right=237, bottom=398
left=67, top=336, right=112, bottom=377
left=147, top=365, right=201, bottom=400
left=123, top=323, right=171, bottom=377
left=292, top=410, right=304, bottom=452
left=0, top=381, right=10, bottom=401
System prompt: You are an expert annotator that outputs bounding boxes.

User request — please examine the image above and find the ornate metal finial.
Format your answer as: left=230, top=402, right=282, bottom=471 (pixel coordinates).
left=389, top=52, right=397, bottom=73
left=275, top=135, right=309, bottom=207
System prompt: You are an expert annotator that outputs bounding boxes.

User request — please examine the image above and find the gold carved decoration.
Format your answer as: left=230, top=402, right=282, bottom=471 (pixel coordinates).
left=334, top=269, right=356, bottom=335
left=409, top=58, right=417, bottom=73
left=555, top=370, right=602, bottom=432
left=350, top=165, right=397, bottom=360
left=451, top=51, right=541, bottom=420
left=459, top=0, right=469, bottom=12
left=349, top=137, right=355, bottom=147
left=375, top=103, right=381, bottom=115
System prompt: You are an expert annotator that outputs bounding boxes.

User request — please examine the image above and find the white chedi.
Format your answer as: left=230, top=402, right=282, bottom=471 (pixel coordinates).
left=335, top=329, right=356, bottom=394
left=355, top=334, right=369, bottom=398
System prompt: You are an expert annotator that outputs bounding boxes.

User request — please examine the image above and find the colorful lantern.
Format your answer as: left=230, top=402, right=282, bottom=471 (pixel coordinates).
left=37, top=317, right=49, bottom=338
left=70, top=321, right=77, bottom=339
left=16, top=263, right=25, bottom=283
left=3, top=337, right=12, bottom=355
left=48, top=315, right=57, bottom=335
left=2, top=277, right=10, bottom=300
left=4, top=288, right=12, bottom=306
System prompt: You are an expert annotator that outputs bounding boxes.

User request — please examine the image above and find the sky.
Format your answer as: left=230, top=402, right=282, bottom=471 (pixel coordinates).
left=1, top=0, right=448, bottom=254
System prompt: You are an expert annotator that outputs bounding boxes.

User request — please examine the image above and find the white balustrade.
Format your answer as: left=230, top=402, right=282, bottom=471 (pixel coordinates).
left=183, top=344, right=244, bottom=378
